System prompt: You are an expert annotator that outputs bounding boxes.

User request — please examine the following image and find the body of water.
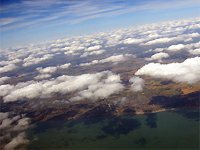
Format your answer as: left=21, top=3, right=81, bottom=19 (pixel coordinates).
left=27, top=109, right=199, bottom=149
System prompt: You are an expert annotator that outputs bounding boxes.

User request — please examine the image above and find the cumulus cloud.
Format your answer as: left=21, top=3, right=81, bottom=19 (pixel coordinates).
left=135, top=57, right=200, bottom=84
left=189, top=48, right=200, bottom=55
left=71, top=73, right=124, bottom=101
left=59, top=63, right=71, bottom=69
left=0, top=64, right=18, bottom=73
left=12, top=118, right=30, bottom=131
left=0, top=118, right=14, bottom=129
left=35, top=63, right=71, bottom=80
left=99, top=55, right=126, bottom=63
left=0, top=114, right=21, bottom=130
left=2, top=82, right=45, bottom=102
left=0, top=84, right=15, bottom=97
left=61, top=44, right=85, bottom=56
left=129, top=76, right=145, bottom=92
left=80, top=50, right=105, bottom=57
left=37, top=63, right=71, bottom=74
left=0, top=18, right=199, bottom=103
left=189, top=32, right=200, bottom=38
left=23, top=54, right=53, bottom=67
left=86, top=45, right=102, bottom=51
left=79, top=60, right=99, bottom=67
left=144, top=37, right=174, bottom=45
left=0, top=59, right=22, bottom=66
left=64, top=51, right=80, bottom=56
left=37, top=66, right=57, bottom=74
left=34, top=74, right=51, bottom=80
left=80, top=54, right=135, bottom=66
left=100, top=54, right=134, bottom=63
left=146, top=52, right=169, bottom=61
left=123, top=38, right=143, bottom=44
left=0, top=77, right=10, bottom=85
left=151, top=41, right=200, bottom=55
left=143, top=30, right=199, bottom=46
left=1, top=71, right=124, bottom=102
left=167, top=44, right=185, bottom=51
left=3, top=132, right=29, bottom=150
left=185, top=41, right=200, bottom=50
left=0, top=112, right=31, bottom=150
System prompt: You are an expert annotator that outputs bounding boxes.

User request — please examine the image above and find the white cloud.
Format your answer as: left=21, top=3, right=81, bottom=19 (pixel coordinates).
left=146, top=52, right=169, bottom=61
left=34, top=74, right=51, bottom=80
left=151, top=41, right=200, bottom=55
left=59, top=63, right=71, bottom=69
left=37, top=63, right=71, bottom=74
left=0, top=64, right=18, bottom=73
left=0, top=112, right=31, bottom=150
left=80, top=54, right=135, bottom=66
left=185, top=41, right=200, bottom=50
left=188, top=24, right=200, bottom=30
left=0, top=118, right=14, bottom=129
left=23, top=54, right=53, bottom=67
left=0, top=84, right=14, bottom=97
left=0, top=114, right=20, bottom=129
left=1, top=71, right=124, bottom=102
left=4, top=132, right=29, bottom=150
left=0, top=59, right=22, bottom=66
left=129, top=76, right=145, bottom=92
left=71, top=72, right=124, bottom=101
left=0, top=77, right=10, bottom=85
left=189, top=48, right=200, bottom=55
left=123, top=38, right=143, bottom=44
left=167, top=44, right=185, bottom=51
left=135, top=57, right=200, bottom=84
left=79, top=60, right=99, bottom=66
left=4, top=82, right=44, bottom=101
left=189, top=32, right=200, bottom=38
left=80, top=50, right=105, bottom=57
left=0, top=18, right=199, bottom=104
left=100, top=55, right=126, bottom=63
left=12, top=118, right=30, bottom=131
left=61, top=44, right=85, bottom=56
left=37, top=66, right=57, bottom=74
left=144, top=37, right=174, bottom=45
left=86, top=45, right=102, bottom=51
left=153, top=48, right=164, bottom=52
left=35, top=63, right=71, bottom=80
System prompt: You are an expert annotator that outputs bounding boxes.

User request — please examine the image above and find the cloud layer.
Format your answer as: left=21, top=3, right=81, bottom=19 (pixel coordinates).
left=0, top=18, right=199, bottom=104
left=80, top=54, right=135, bottom=66
left=0, top=71, right=124, bottom=102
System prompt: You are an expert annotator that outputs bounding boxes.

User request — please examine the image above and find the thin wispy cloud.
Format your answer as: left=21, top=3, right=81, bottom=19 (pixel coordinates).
left=1, top=0, right=200, bottom=32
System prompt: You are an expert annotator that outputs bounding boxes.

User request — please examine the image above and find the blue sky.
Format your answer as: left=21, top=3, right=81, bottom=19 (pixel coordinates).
left=0, top=0, right=200, bottom=48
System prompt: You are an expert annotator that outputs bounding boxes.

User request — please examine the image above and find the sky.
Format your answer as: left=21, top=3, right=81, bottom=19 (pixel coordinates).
left=0, top=0, right=200, bottom=48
